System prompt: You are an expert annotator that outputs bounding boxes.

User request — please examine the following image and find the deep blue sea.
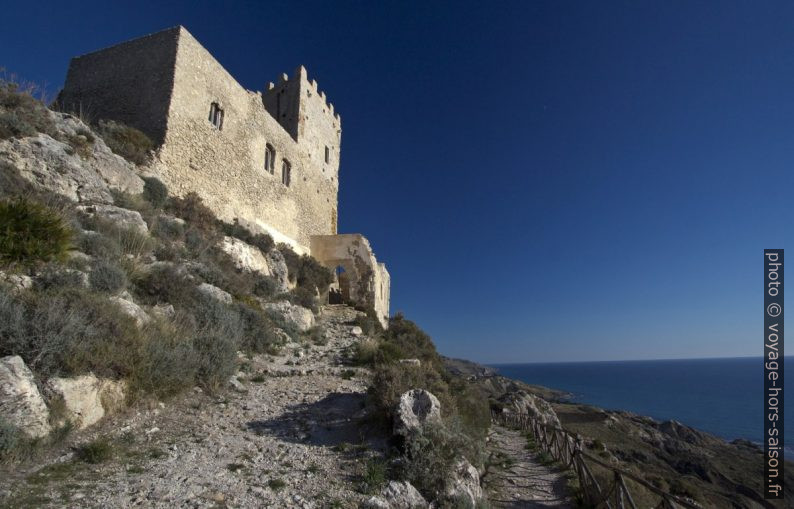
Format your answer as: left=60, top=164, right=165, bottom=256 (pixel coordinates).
left=492, top=357, right=792, bottom=457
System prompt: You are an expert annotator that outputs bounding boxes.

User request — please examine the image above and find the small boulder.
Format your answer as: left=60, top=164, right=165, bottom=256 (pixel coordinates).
left=444, top=458, right=483, bottom=507
left=498, top=390, right=561, bottom=429
left=77, top=204, right=148, bottom=234
left=110, top=296, right=150, bottom=327
left=364, top=481, right=428, bottom=509
left=46, top=374, right=126, bottom=429
left=220, top=236, right=271, bottom=275
left=0, top=272, right=33, bottom=292
left=228, top=376, right=246, bottom=393
left=351, top=326, right=364, bottom=336
left=394, top=389, right=441, bottom=437
left=0, top=356, right=51, bottom=438
left=398, top=359, right=421, bottom=367
left=197, top=283, right=233, bottom=304
left=263, top=301, right=315, bottom=332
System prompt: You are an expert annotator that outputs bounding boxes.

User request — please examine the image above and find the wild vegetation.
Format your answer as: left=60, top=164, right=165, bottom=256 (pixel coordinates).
left=0, top=83, right=338, bottom=465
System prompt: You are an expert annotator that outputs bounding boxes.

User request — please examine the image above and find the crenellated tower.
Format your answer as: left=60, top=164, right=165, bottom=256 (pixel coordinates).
left=263, top=66, right=342, bottom=186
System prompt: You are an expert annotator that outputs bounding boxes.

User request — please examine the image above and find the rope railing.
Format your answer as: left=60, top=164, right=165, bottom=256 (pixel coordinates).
left=492, top=411, right=701, bottom=509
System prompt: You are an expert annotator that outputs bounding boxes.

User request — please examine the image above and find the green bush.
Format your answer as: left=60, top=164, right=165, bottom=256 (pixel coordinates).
left=369, top=363, right=454, bottom=425
left=0, top=419, right=25, bottom=463
left=75, top=231, right=121, bottom=259
left=142, top=177, right=169, bottom=208
left=277, top=243, right=333, bottom=294
left=75, top=438, right=113, bottom=463
left=133, top=264, right=194, bottom=306
left=89, top=259, right=127, bottom=293
left=34, top=264, right=87, bottom=291
left=362, top=457, right=388, bottom=494
left=251, top=273, right=279, bottom=299
left=95, top=120, right=153, bottom=165
left=286, top=287, right=319, bottom=313
left=0, top=199, right=72, bottom=267
left=0, top=80, right=56, bottom=140
left=130, top=317, right=198, bottom=399
left=235, top=302, right=285, bottom=355
left=0, top=287, right=142, bottom=379
left=167, top=192, right=218, bottom=232
left=400, top=421, right=485, bottom=503
left=221, top=219, right=274, bottom=254
left=152, top=215, right=184, bottom=242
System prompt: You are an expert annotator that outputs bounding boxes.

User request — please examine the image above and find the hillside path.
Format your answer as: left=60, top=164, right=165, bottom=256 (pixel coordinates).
left=0, top=305, right=380, bottom=509
left=484, top=425, right=572, bottom=508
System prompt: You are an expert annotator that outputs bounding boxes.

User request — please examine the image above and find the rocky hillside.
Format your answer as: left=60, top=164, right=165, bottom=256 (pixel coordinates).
left=0, top=78, right=494, bottom=508
left=457, top=358, right=794, bottom=509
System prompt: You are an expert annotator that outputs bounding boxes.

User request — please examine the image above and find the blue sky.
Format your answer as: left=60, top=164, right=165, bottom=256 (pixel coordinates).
left=2, top=1, right=792, bottom=363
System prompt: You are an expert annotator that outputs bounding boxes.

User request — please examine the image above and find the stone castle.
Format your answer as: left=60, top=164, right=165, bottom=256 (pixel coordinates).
left=58, top=26, right=390, bottom=325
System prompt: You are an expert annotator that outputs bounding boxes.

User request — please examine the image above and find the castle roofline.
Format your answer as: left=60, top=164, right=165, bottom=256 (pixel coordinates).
left=70, top=25, right=186, bottom=61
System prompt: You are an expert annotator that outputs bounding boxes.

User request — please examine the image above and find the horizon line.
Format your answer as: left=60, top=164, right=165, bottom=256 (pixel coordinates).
left=485, top=354, right=788, bottom=367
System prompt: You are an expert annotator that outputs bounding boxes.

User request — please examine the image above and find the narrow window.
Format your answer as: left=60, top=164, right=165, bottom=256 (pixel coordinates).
left=265, top=144, right=275, bottom=174
left=324, top=146, right=330, bottom=164
left=208, top=102, right=224, bottom=130
left=282, top=159, right=291, bottom=187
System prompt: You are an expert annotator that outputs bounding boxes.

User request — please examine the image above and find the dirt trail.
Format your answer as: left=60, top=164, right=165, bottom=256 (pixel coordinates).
left=0, top=305, right=381, bottom=508
left=484, top=425, right=572, bottom=508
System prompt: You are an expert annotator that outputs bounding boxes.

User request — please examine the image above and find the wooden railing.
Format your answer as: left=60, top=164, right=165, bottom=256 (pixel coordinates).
left=492, top=411, right=701, bottom=509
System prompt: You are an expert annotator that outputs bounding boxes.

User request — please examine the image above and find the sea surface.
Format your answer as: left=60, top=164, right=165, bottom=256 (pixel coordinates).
left=492, top=357, right=791, bottom=457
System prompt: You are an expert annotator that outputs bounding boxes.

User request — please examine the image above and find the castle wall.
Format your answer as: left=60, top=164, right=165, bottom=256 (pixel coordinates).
left=310, top=234, right=390, bottom=328
left=59, top=27, right=180, bottom=145
left=153, top=27, right=339, bottom=250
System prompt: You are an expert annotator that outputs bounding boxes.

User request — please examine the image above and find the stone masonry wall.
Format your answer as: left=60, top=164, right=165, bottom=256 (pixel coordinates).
left=153, top=27, right=339, bottom=250
left=59, top=27, right=180, bottom=145
left=310, top=234, right=390, bottom=328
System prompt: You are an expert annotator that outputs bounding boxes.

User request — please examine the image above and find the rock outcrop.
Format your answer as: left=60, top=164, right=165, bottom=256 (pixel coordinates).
left=197, top=282, right=233, bottom=304
left=394, top=389, right=442, bottom=437
left=77, top=204, right=149, bottom=234
left=220, top=236, right=271, bottom=275
left=497, top=390, right=561, bottom=428
left=364, top=481, right=429, bottom=509
left=0, top=356, right=51, bottom=438
left=0, top=112, right=143, bottom=204
left=444, top=458, right=483, bottom=507
left=46, top=374, right=126, bottom=429
left=263, top=300, right=315, bottom=331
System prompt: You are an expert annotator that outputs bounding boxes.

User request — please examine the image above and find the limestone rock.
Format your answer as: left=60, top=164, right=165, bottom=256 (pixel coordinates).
left=351, top=326, right=363, bottom=336
left=497, top=390, right=561, bottom=429
left=265, top=248, right=290, bottom=293
left=46, top=374, right=126, bottom=429
left=77, top=204, right=148, bottom=234
left=0, top=356, right=51, bottom=438
left=197, top=283, right=232, bottom=304
left=364, top=481, right=429, bottom=508
left=220, top=236, right=271, bottom=275
left=0, top=272, right=33, bottom=292
left=110, top=296, right=151, bottom=327
left=394, top=389, right=441, bottom=437
left=228, top=376, right=246, bottom=393
left=398, top=359, right=421, bottom=367
left=444, top=459, right=482, bottom=507
left=0, top=112, right=144, bottom=204
left=150, top=303, right=176, bottom=319
left=263, top=300, right=315, bottom=332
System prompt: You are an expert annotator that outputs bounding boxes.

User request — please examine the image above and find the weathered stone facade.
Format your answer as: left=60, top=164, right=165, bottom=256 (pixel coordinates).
left=310, top=235, right=390, bottom=328
left=59, top=26, right=389, bottom=320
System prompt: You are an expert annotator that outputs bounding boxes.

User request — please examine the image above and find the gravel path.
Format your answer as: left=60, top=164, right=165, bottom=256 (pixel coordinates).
left=484, top=425, right=572, bottom=508
left=0, top=305, right=382, bottom=508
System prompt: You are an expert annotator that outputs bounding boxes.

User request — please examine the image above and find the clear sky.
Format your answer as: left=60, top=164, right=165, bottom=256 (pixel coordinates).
left=2, top=1, right=792, bottom=363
